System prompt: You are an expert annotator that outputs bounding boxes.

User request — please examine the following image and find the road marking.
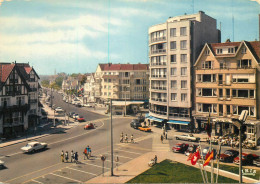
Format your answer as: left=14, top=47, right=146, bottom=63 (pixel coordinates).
left=67, top=167, right=97, bottom=176
left=117, top=144, right=152, bottom=151
left=0, top=151, right=23, bottom=159
left=114, top=149, right=142, bottom=155
left=82, top=161, right=110, bottom=169
left=31, top=179, right=44, bottom=184
left=105, top=152, right=133, bottom=160
left=50, top=173, right=83, bottom=183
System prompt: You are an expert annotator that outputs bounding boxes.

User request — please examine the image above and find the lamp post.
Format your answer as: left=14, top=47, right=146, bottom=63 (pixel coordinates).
left=110, top=98, right=114, bottom=176
left=231, top=110, right=248, bottom=184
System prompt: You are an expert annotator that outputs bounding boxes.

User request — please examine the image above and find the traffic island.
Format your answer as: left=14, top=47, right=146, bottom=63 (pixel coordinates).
left=128, top=159, right=238, bottom=183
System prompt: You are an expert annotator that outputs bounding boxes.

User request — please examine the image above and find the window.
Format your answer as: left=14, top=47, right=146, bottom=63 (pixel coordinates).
left=104, top=79, right=107, bottom=82
left=181, top=93, right=187, bottom=102
left=220, top=62, right=226, bottom=69
left=171, top=54, right=176, bottom=63
left=180, top=40, right=187, bottom=49
left=181, top=54, right=187, bottom=63
left=227, top=105, right=230, bottom=115
left=171, top=80, right=177, bottom=89
left=237, top=59, right=252, bottom=68
left=170, top=28, right=176, bottom=37
left=232, top=89, right=255, bottom=99
left=202, top=61, right=212, bottom=69
left=180, top=27, right=187, bottom=36
left=170, top=68, right=177, bottom=76
left=228, top=48, right=234, bottom=53
left=202, top=88, right=216, bottom=97
left=241, top=47, right=247, bottom=54
left=205, top=49, right=210, bottom=55
left=171, top=93, right=177, bottom=101
left=196, top=74, right=202, bottom=82
left=217, top=49, right=222, bottom=54
left=170, top=41, right=176, bottom=50
left=181, top=67, right=187, bottom=76
left=1, top=97, right=10, bottom=106
left=232, top=106, right=255, bottom=117
left=181, top=80, right=187, bottom=89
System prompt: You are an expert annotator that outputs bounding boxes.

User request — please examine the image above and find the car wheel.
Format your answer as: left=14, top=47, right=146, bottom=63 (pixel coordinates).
left=32, top=149, right=35, bottom=153
left=176, top=137, right=179, bottom=140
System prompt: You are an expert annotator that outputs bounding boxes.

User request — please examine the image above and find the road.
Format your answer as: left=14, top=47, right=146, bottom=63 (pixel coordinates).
left=0, top=91, right=153, bottom=184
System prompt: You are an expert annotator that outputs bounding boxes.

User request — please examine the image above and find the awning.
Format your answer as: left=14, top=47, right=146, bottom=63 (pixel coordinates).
left=145, top=115, right=164, bottom=122
left=167, top=120, right=190, bottom=125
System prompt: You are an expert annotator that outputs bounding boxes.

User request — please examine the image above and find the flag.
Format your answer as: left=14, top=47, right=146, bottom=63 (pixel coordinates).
left=203, top=150, right=214, bottom=167
left=205, top=150, right=210, bottom=160
left=187, top=153, right=195, bottom=161
left=205, top=113, right=212, bottom=137
left=191, top=150, right=201, bottom=165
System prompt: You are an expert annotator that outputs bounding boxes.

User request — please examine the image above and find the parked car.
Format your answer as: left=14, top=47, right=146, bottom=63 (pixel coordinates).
left=233, top=153, right=259, bottom=165
left=0, top=160, right=4, bottom=169
left=184, top=144, right=198, bottom=156
left=219, top=150, right=239, bottom=163
left=75, top=103, right=81, bottom=107
left=253, top=158, right=260, bottom=167
left=175, top=134, right=200, bottom=142
left=202, top=147, right=217, bottom=160
left=84, top=123, right=94, bottom=130
left=21, top=142, right=48, bottom=153
left=55, top=107, right=63, bottom=112
left=72, top=113, right=79, bottom=119
left=68, top=112, right=75, bottom=117
left=77, top=116, right=85, bottom=122
left=84, top=104, right=93, bottom=107
left=130, top=119, right=142, bottom=129
left=138, top=126, right=151, bottom=132
left=172, top=143, right=189, bottom=153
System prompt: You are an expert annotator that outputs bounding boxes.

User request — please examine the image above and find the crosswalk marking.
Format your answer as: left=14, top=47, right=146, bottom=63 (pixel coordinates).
left=81, top=161, right=110, bottom=169
left=67, top=167, right=97, bottom=176
left=50, top=173, right=83, bottom=183
left=105, top=152, right=134, bottom=160
left=31, top=179, right=44, bottom=184
left=114, top=149, right=142, bottom=155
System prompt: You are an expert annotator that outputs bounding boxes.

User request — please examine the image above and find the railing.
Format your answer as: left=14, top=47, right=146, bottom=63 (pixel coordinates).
left=151, top=49, right=166, bottom=54
left=151, top=62, right=167, bottom=66
left=169, top=113, right=190, bottom=118
left=151, top=86, right=167, bottom=90
left=151, top=74, right=167, bottom=78
left=9, top=79, right=18, bottom=83
left=149, top=109, right=167, bottom=115
left=151, top=98, right=167, bottom=102
left=150, top=37, right=166, bottom=43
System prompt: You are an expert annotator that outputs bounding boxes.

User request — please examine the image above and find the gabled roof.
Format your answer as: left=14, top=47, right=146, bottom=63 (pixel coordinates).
left=245, top=41, right=260, bottom=63
left=209, top=42, right=241, bottom=57
left=0, top=64, right=15, bottom=82
left=24, top=67, right=32, bottom=74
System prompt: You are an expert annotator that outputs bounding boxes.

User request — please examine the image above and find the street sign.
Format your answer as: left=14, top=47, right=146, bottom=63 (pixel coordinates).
left=101, top=155, right=106, bottom=161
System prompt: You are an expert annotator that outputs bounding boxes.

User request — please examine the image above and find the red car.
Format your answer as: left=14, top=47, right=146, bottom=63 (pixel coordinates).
left=233, top=153, right=259, bottom=165
left=84, top=123, right=94, bottom=130
left=77, top=116, right=85, bottom=122
left=172, top=143, right=189, bottom=153
left=219, top=150, right=239, bottom=163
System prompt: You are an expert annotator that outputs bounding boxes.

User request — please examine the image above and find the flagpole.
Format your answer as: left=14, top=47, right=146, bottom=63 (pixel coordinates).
left=199, top=142, right=209, bottom=184
left=209, top=129, right=214, bottom=184
left=216, top=142, right=222, bottom=183
left=198, top=142, right=206, bottom=184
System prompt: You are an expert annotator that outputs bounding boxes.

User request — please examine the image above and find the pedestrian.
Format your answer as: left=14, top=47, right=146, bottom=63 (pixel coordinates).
left=83, top=147, right=87, bottom=160
left=89, top=147, right=92, bottom=157
left=165, top=131, right=168, bottom=140
left=65, top=151, right=69, bottom=162
left=154, top=155, right=157, bottom=164
left=125, top=134, right=128, bottom=143
left=131, top=134, right=134, bottom=143
left=74, top=152, right=78, bottom=164
left=71, top=150, right=74, bottom=162
left=160, top=134, right=164, bottom=143
left=86, top=145, right=90, bottom=159
left=61, top=150, right=64, bottom=162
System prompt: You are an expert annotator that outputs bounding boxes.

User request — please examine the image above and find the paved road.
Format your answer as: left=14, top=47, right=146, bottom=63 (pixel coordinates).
left=0, top=92, right=153, bottom=184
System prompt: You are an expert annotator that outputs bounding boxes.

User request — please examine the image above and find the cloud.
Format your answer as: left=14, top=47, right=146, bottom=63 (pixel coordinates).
left=251, top=0, right=260, bottom=5
left=0, top=0, right=11, bottom=6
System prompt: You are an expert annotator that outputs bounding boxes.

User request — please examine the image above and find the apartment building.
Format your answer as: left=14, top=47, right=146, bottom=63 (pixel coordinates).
left=148, top=11, right=220, bottom=130
left=0, top=62, right=40, bottom=138
left=194, top=40, right=260, bottom=145
left=83, top=73, right=95, bottom=103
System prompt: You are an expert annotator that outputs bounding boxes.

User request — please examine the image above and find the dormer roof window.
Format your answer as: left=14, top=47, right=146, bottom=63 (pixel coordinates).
left=228, top=47, right=235, bottom=53
left=217, top=49, right=222, bottom=54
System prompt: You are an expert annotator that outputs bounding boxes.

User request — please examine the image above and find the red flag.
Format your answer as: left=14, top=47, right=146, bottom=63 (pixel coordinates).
left=205, top=151, right=210, bottom=160
left=205, top=113, right=212, bottom=137
left=187, top=153, right=195, bottom=161
left=203, top=151, right=214, bottom=167
left=191, top=150, right=201, bottom=165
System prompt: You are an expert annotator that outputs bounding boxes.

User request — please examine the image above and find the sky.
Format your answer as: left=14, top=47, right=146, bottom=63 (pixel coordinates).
left=0, top=0, right=260, bottom=75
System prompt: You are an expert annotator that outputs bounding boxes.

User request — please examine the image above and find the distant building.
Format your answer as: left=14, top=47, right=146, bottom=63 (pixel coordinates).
left=194, top=40, right=260, bottom=145
left=0, top=62, right=40, bottom=138
left=148, top=11, right=220, bottom=131
left=83, top=73, right=95, bottom=103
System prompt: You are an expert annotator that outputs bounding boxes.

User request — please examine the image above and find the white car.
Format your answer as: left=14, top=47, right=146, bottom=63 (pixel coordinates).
left=174, top=134, right=200, bottom=142
left=84, top=104, right=93, bottom=107
left=73, top=113, right=79, bottom=119
left=0, top=160, right=4, bottom=169
left=55, top=107, right=63, bottom=112
left=21, top=141, right=48, bottom=153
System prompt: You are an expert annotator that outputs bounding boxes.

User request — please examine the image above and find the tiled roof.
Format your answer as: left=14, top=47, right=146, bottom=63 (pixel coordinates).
left=209, top=42, right=241, bottom=56
left=245, top=41, right=260, bottom=63
left=0, top=64, right=15, bottom=82
left=102, top=63, right=148, bottom=71
left=24, top=67, right=32, bottom=74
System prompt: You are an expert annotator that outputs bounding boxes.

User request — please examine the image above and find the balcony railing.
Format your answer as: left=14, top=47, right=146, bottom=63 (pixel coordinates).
left=151, top=74, right=167, bottom=78
left=151, top=62, right=167, bottom=66
left=149, top=109, right=167, bottom=115
left=151, top=98, right=167, bottom=102
left=151, top=49, right=166, bottom=54
left=150, top=37, right=166, bottom=43
left=169, top=113, right=190, bottom=118
left=151, top=86, right=167, bottom=90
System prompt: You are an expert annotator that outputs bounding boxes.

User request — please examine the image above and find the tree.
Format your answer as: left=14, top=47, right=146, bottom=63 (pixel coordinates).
left=55, top=76, right=64, bottom=88
left=41, top=80, right=50, bottom=88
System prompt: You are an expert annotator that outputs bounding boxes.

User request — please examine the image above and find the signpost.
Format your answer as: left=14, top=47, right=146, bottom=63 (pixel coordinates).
left=101, top=155, right=106, bottom=176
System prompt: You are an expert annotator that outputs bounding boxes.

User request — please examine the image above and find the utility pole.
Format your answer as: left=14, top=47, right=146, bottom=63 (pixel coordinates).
left=110, top=98, right=114, bottom=176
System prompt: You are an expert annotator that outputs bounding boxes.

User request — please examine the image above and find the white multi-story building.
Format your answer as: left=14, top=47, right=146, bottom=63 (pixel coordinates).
left=148, top=11, right=220, bottom=131
left=83, top=73, right=95, bottom=103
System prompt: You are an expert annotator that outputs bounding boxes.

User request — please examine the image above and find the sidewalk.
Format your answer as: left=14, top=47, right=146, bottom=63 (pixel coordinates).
left=86, top=126, right=259, bottom=184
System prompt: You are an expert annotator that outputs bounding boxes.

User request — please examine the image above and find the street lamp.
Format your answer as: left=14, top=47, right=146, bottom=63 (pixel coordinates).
left=110, top=98, right=114, bottom=176
left=231, top=110, right=248, bottom=184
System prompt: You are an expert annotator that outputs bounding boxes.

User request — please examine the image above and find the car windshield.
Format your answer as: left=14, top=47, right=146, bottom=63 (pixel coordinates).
left=224, top=151, right=232, bottom=156
left=25, top=144, right=32, bottom=147
left=175, top=146, right=181, bottom=148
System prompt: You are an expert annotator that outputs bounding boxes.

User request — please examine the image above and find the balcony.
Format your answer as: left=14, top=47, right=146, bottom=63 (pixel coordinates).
left=150, top=62, right=167, bottom=67
left=151, top=74, right=167, bottom=79
left=151, top=86, right=167, bottom=91
left=151, top=49, right=166, bottom=55
left=150, top=37, right=166, bottom=43
left=151, top=98, right=167, bottom=102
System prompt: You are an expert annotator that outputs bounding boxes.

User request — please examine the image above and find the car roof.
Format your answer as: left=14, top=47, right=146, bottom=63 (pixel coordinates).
left=28, top=141, right=39, bottom=145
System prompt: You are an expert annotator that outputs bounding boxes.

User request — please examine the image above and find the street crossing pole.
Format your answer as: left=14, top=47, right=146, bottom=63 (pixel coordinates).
left=110, top=98, right=114, bottom=176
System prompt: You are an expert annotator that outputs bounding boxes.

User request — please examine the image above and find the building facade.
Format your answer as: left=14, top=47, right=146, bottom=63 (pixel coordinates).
left=194, top=40, right=260, bottom=145
left=0, top=62, right=40, bottom=138
left=148, top=11, right=220, bottom=130
left=83, top=73, right=95, bottom=103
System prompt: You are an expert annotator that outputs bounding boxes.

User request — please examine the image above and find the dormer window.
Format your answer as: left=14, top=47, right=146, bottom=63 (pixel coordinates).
left=217, top=49, right=222, bottom=54
left=228, top=48, right=234, bottom=53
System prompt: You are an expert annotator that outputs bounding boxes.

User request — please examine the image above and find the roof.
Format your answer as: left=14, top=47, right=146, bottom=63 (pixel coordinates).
left=102, top=75, right=118, bottom=79
left=209, top=42, right=241, bottom=56
left=245, top=41, right=260, bottom=62
left=0, top=64, right=15, bottom=82
left=24, top=67, right=32, bottom=74
left=101, top=63, right=149, bottom=71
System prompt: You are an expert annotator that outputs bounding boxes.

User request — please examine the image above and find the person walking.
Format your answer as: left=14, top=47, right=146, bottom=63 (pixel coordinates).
left=65, top=151, right=69, bottom=162
left=131, top=134, right=134, bottom=143
left=61, top=150, right=64, bottom=162
left=71, top=150, right=74, bottom=163
left=89, top=146, right=92, bottom=157
left=83, top=147, right=88, bottom=160
left=74, top=152, right=78, bottom=164
left=154, top=155, right=157, bottom=164
left=86, top=145, right=90, bottom=159
left=165, top=131, right=168, bottom=140
left=125, top=134, right=128, bottom=143
left=160, top=134, right=164, bottom=143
